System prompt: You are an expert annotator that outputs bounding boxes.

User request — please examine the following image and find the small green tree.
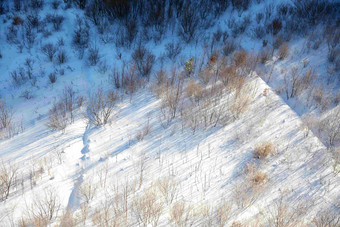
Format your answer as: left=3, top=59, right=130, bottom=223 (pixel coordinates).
left=185, top=57, right=194, bottom=76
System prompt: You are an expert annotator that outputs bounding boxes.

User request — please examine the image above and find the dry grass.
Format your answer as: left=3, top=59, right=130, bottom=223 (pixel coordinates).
left=253, top=142, right=276, bottom=159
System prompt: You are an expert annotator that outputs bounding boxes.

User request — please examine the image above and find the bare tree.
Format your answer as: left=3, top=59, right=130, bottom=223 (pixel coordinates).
left=86, top=89, right=117, bottom=126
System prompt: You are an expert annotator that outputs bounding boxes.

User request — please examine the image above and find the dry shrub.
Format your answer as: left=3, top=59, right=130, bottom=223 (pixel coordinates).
left=232, top=180, right=261, bottom=209
left=233, top=163, right=269, bottom=209
left=80, top=182, right=97, bottom=204
left=253, top=142, right=276, bottom=159
left=86, top=89, right=117, bottom=126
left=17, top=217, right=29, bottom=227
left=47, top=101, right=67, bottom=131
left=56, top=49, right=67, bottom=64
left=215, top=200, right=232, bottom=227
left=154, top=69, right=167, bottom=87
left=269, top=18, right=282, bottom=35
left=246, top=165, right=268, bottom=186
left=48, top=73, right=57, bottom=84
left=273, top=35, right=284, bottom=49
left=178, top=5, right=199, bottom=43
left=136, top=120, right=151, bottom=142
left=88, top=46, right=101, bottom=66
left=335, top=90, right=340, bottom=105
left=26, top=189, right=61, bottom=226
left=59, top=211, right=77, bottom=227
left=319, top=108, right=340, bottom=148
left=91, top=201, right=129, bottom=227
left=263, top=195, right=308, bottom=227
left=192, top=202, right=213, bottom=226
left=41, top=43, right=57, bottom=62
left=159, top=79, right=183, bottom=125
left=121, top=64, right=145, bottom=94
left=301, top=113, right=318, bottom=138
left=278, top=42, right=289, bottom=60
left=231, top=0, right=250, bottom=11
left=80, top=203, right=88, bottom=225
left=156, top=177, right=178, bottom=205
left=283, top=66, right=304, bottom=99
left=231, top=221, right=243, bottom=227
left=217, top=65, right=238, bottom=87
left=312, top=86, right=330, bottom=111
left=233, top=50, right=248, bottom=68
left=312, top=210, right=340, bottom=227
left=169, top=201, right=193, bottom=227
left=230, top=91, right=252, bottom=119
left=132, top=45, right=155, bottom=78
left=186, top=80, right=203, bottom=104
left=199, top=67, right=214, bottom=85
left=0, top=162, right=18, bottom=201
left=13, top=16, right=23, bottom=25
left=132, top=187, right=163, bottom=227
left=47, top=86, right=77, bottom=131
left=222, top=40, right=237, bottom=56
left=259, top=48, right=272, bottom=64
left=0, top=101, right=13, bottom=138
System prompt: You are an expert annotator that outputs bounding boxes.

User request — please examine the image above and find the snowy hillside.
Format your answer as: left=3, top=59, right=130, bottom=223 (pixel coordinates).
left=0, top=0, right=339, bottom=226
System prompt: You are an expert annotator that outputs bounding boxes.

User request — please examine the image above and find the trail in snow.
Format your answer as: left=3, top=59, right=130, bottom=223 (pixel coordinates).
left=66, top=69, right=94, bottom=213
left=66, top=124, right=91, bottom=212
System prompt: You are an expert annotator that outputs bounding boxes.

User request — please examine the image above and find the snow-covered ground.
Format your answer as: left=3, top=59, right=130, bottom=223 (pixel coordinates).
left=0, top=0, right=339, bottom=226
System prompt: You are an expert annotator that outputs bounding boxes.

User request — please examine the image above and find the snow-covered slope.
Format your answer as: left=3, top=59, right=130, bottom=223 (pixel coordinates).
left=0, top=0, right=339, bottom=226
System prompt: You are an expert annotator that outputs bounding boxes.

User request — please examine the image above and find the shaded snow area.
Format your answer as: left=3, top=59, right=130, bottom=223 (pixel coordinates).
left=0, top=0, right=339, bottom=226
